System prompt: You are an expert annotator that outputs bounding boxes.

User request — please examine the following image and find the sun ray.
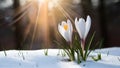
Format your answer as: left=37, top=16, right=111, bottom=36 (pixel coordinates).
left=29, top=0, right=80, bottom=49
left=12, top=1, right=38, bottom=49
left=10, top=1, right=33, bottom=26
left=65, top=6, right=81, bottom=17
left=30, top=1, right=43, bottom=49
left=57, top=4, right=75, bottom=23
left=0, top=1, right=33, bottom=27
left=7, top=0, right=83, bottom=49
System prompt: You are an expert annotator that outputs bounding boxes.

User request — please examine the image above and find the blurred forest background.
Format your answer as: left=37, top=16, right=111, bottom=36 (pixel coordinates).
left=0, top=0, right=120, bottom=50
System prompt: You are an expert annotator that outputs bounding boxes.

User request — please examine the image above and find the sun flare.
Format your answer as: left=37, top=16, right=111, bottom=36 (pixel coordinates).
left=38, top=0, right=61, bottom=10
left=14, top=0, right=81, bottom=49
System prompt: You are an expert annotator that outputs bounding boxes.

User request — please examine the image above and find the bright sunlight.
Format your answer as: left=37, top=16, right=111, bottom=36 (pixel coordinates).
left=13, top=0, right=81, bottom=49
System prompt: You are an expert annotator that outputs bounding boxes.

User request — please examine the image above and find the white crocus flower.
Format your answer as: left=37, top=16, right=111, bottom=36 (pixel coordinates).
left=58, top=19, right=73, bottom=42
left=75, top=15, right=91, bottom=50
left=75, top=15, right=91, bottom=41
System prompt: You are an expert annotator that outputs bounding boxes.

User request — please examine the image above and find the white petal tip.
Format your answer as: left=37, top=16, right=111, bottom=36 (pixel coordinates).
left=75, top=17, right=78, bottom=20
left=87, top=15, right=90, bottom=18
left=87, top=15, right=91, bottom=21
left=67, top=19, right=71, bottom=23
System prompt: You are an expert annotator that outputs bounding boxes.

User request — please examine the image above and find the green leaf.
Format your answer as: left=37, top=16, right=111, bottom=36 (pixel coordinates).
left=4, top=50, right=7, bottom=56
left=84, top=32, right=96, bottom=61
left=44, top=49, right=48, bottom=56
left=87, top=39, right=103, bottom=57
left=92, top=56, right=99, bottom=61
left=98, top=39, right=104, bottom=50
left=92, top=53, right=101, bottom=61
left=98, top=53, right=101, bottom=60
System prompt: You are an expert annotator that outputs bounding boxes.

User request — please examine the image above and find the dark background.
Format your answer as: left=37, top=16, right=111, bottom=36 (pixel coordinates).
left=0, top=0, right=120, bottom=50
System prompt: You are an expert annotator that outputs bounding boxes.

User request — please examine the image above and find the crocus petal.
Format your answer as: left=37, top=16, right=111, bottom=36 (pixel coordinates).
left=84, top=15, right=91, bottom=39
left=58, top=23, right=69, bottom=41
left=75, top=18, right=81, bottom=38
left=64, top=31, right=70, bottom=42
left=58, top=20, right=73, bottom=42
left=67, top=19, right=73, bottom=42
left=75, top=17, right=86, bottom=39
left=58, top=24, right=65, bottom=38
left=61, top=21, right=67, bottom=27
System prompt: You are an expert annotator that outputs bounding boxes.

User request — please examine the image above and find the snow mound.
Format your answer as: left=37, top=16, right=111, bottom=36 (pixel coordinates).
left=0, top=47, right=120, bottom=68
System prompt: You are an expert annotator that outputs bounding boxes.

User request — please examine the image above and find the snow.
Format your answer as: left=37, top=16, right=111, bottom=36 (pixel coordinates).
left=0, top=47, right=120, bottom=68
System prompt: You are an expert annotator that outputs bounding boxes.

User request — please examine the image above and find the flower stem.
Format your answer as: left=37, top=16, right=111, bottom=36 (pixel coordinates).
left=71, top=49, right=75, bottom=61
left=77, top=52, right=81, bottom=64
left=69, top=42, right=75, bottom=61
left=81, top=39, right=85, bottom=54
left=81, top=39, right=87, bottom=61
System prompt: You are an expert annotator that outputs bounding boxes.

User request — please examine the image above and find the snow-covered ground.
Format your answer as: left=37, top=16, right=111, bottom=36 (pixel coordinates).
left=0, top=47, right=120, bottom=68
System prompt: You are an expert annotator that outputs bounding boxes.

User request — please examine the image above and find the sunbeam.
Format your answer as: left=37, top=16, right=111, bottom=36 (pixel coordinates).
left=30, top=1, right=42, bottom=49
left=11, top=0, right=82, bottom=49
left=57, top=4, right=75, bottom=24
